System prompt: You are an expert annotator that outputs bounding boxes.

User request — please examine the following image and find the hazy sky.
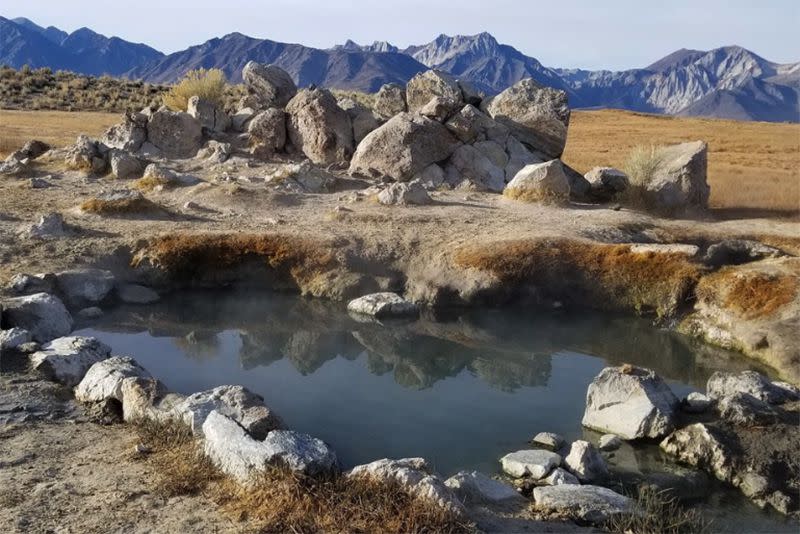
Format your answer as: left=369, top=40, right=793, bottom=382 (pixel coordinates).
left=4, top=0, right=799, bottom=69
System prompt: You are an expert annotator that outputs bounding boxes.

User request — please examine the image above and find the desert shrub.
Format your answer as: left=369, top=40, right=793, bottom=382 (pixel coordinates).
left=605, top=486, right=711, bottom=534
left=621, top=144, right=665, bottom=208
left=162, top=68, right=227, bottom=111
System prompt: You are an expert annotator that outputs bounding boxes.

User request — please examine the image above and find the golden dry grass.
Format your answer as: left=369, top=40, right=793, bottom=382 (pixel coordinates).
left=162, top=68, right=228, bottom=112
left=133, top=419, right=471, bottom=533
left=454, top=238, right=702, bottom=317
left=563, top=109, right=800, bottom=213
left=697, top=269, right=798, bottom=319
left=80, top=196, right=156, bottom=214
left=0, top=109, right=119, bottom=158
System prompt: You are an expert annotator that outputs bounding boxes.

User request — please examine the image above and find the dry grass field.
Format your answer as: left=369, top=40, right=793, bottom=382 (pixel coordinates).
left=563, top=109, right=800, bottom=215
left=1, top=107, right=797, bottom=215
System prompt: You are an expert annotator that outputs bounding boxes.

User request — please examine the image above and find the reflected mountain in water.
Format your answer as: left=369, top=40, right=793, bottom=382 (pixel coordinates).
left=85, top=290, right=771, bottom=392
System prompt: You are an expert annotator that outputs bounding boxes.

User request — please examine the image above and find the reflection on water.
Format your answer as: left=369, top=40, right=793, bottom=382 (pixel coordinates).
left=77, top=291, right=792, bottom=534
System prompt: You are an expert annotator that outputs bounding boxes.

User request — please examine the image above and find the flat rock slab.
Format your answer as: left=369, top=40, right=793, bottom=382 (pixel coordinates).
left=531, top=431, right=565, bottom=451
left=29, top=336, right=111, bottom=386
left=533, top=484, right=633, bottom=524
left=347, top=292, right=419, bottom=319
left=445, top=470, right=526, bottom=505
left=500, top=449, right=561, bottom=479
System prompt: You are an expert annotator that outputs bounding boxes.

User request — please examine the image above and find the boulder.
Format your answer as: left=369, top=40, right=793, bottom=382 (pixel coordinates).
left=481, top=78, right=570, bottom=160
left=499, top=449, right=561, bottom=479
left=75, top=356, right=152, bottom=403
left=347, top=292, right=419, bottom=319
left=197, top=140, right=231, bottom=164
left=172, top=384, right=283, bottom=440
left=564, top=440, right=608, bottom=483
left=24, top=213, right=66, bottom=240
left=109, top=150, right=142, bottom=179
left=54, top=268, right=115, bottom=306
left=29, top=336, right=111, bottom=386
left=703, top=240, right=785, bottom=268
left=585, top=167, right=629, bottom=196
left=336, top=97, right=382, bottom=145
left=8, top=273, right=56, bottom=295
left=146, top=109, right=203, bottom=158
left=643, top=141, right=709, bottom=213
left=0, top=328, right=32, bottom=351
left=65, top=135, right=106, bottom=173
left=541, top=467, right=580, bottom=486
left=411, top=164, right=445, bottom=190
left=447, top=145, right=506, bottom=192
left=706, top=370, right=792, bottom=404
left=349, top=113, right=460, bottom=181
left=1, top=293, right=73, bottom=343
left=598, top=434, right=622, bottom=451
left=406, top=70, right=464, bottom=112
left=659, top=423, right=736, bottom=483
left=242, top=62, right=297, bottom=109
left=717, top=392, right=781, bottom=426
left=458, top=79, right=484, bottom=106
left=248, top=109, right=287, bottom=155
left=419, top=96, right=460, bottom=122
left=473, top=140, right=508, bottom=169
left=348, top=458, right=464, bottom=515
left=203, top=410, right=336, bottom=481
left=142, top=163, right=178, bottom=184
left=531, top=432, right=565, bottom=451
left=377, top=182, right=432, bottom=206
left=533, top=485, right=633, bottom=524
left=102, top=112, right=147, bottom=152
left=444, top=471, right=526, bottom=505
left=582, top=366, right=679, bottom=440
left=15, top=139, right=51, bottom=159
left=373, top=83, right=407, bottom=118
left=503, top=136, right=543, bottom=181
left=444, top=104, right=509, bottom=145
left=503, top=160, right=570, bottom=203
left=286, top=89, right=354, bottom=165
left=187, top=96, right=230, bottom=133
left=117, top=284, right=160, bottom=304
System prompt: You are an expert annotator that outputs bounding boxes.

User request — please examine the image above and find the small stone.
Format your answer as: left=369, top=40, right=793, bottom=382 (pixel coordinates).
left=531, top=432, right=565, bottom=451
left=29, top=177, right=53, bottom=189
left=134, top=443, right=152, bottom=455
left=444, top=471, right=526, bottom=505
left=347, top=293, right=419, bottom=319
left=542, top=467, right=580, bottom=486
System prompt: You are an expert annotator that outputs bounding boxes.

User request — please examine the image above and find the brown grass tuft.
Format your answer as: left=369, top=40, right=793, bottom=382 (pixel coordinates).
left=605, top=486, right=711, bottom=534
left=454, top=238, right=703, bottom=317
left=132, top=174, right=172, bottom=192
left=80, top=196, right=156, bottom=214
left=697, top=269, right=798, bottom=319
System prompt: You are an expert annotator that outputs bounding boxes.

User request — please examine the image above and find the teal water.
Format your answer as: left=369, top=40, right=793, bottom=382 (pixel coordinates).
left=77, top=291, right=794, bottom=533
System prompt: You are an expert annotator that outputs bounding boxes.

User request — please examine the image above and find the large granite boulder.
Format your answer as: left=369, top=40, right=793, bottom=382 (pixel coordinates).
left=444, top=104, right=510, bottom=145
left=533, top=485, right=633, bottom=524
left=286, top=88, right=354, bottom=165
left=146, top=109, right=203, bottom=158
left=373, top=83, right=407, bottom=118
left=54, top=268, right=115, bottom=306
left=406, top=70, right=464, bottom=112
left=242, top=62, right=297, bottom=109
left=29, top=336, right=111, bottom=386
left=1, top=293, right=73, bottom=343
left=481, top=78, right=570, bottom=160
left=102, top=112, right=147, bottom=152
left=503, top=160, right=571, bottom=203
left=187, top=95, right=230, bottom=133
left=643, top=141, right=709, bottom=213
left=248, top=108, right=287, bottom=155
left=336, top=97, right=382, bottom=145
left=419, top=96, right=460, bottom=122
left=349, top=113, right=460, bottom=181
left=582, top=366, right=679, bottom=440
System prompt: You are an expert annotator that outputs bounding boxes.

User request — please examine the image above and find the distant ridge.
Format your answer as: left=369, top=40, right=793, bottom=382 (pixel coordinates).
left=1, top=15, right=797, bottom=122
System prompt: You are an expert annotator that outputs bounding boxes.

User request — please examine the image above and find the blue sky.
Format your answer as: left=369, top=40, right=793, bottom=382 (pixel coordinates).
left=4, top=0, right=799, bottom=69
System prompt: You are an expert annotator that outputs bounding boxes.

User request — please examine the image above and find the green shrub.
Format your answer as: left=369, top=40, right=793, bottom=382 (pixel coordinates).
left=162, top=68, right=227, bottom=111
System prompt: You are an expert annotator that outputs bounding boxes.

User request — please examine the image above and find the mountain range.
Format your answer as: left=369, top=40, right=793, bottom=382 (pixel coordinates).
left=1, top=15, right=798, bottom=122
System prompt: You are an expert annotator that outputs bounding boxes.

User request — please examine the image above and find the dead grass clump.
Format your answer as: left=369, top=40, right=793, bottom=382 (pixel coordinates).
left=620, top=144, right=666, bottom=209
left=214, top=469, right=472, bottom=534
left=132, top=233, right=338, bottom=287
left=132, top=174, right=172, bottom=192
left=605, top=486, right=711, bottom=534
left=163, top=68, right=228, bottom=112
left=454, top=238, right=702, bottom=317
left=80, top=196, right=156, bottom=214
left=697, top=269, right=798, bottom=319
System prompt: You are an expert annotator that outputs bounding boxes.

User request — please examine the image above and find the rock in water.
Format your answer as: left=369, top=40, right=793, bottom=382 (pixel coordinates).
left=54, top=268, right=115, bottom=306
left=349, top=113, right=460, bottom=181
left=503, top=160, right=571, bottom=203
left=29, top=336, right=112, bottom=386
left=445, top=471, right=526, bottom=505
left=242, top=62, right=297, bottom=109
left=285, top=88, right=354, bottom=165
left=406, top=70, right=464, bottom=112
left=682, top=392, right=712, bottom=413
left=582, top=365, right=679, bottom=440
left=377, top=182, right=432, bottom=206
left=2, top=293, right=73, bottom=343
left=347, top=293, right=419, bottom=319
left=481, top=78, right=570, bottom=160
left=531, top=432, right=565, bottom=451
left=644, top=141, right=709, bottom=213
left=75, top=356, right=152, bottom=403
left=373, top=83, right=407, bottom=118
left=598, top=434, right=622, bottom=451
left=500, top=449, right=561, bottom=479
left=146, top=109, right=203, bottom=158
left=533, top=485, right=633, bottom=524
left=564, top=440, right=609, bottom=482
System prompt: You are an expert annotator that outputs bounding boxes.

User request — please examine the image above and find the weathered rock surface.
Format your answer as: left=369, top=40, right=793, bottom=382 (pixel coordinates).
left=582, top=366, right=679, bottom=439
left=8, top=273, right=56, bottom=295
left=146, top=109, right=203, bottom=158
left=29, top=336, right=111, bottom=386
left=0, top=327, right=32, bottom=351
left=419, top=96, right=460, bottom=122
left=707, top=370, right=795, bottom=404
left=585, top=166, right=629, bottom=199
left=373, top=83, right=407, bottom=118
left=1, top=293, right=73, bottom=343
left=25, top=213, right=66, bottom=239
left=644, top=141, right=709, bottom=213
left=531, top=432, right=565, bottom=451
left=349, top=113, right=460, bottom=181
left=503, top=160, right=570, bottom=203
left=598, top=434, right=622, bottom=451
left=102, top=112, right=147, bottom=152
left=533, top=485, right=633, bottom=523
left=377, top=182, right=432, bottom=206
left=197, top=140, right=231, bottom=164
left=406, top=70, right=464, bottom=112
left=109, top=150, right=143, bottom=180
left=703, top=239, right=784, bottom=268
left=242, top=62, right=297, bottom=109
left=347, top=292, right=419, bottom=319
left=187, top=96, right=230, bottom=133
left=444, top=104, right=509, bottom=145
left=542, top=467, right=580, bottom=486
left=54, top=268, right=115, bottom=306
left=349, top=458, right=464, bottom=515
left=448, top=144, right=505, bottom=192
left=286, top=89, right=353, bottom=165
left=65, top=135, right=106, bottom=173
left=564, top=440, right=609, bottom=483
left=248, top=108, right=287, bottom=154
left=481, top=78, right=570, bottom=160
left=500, top=449, right=561, bottom=479
left=717, top=392, right=781, bottom=426
left=75, top=356, right=152, bottom=403
left=445, top=471, right=526, bottom=505
left=682, top=392, right=712, bottom=413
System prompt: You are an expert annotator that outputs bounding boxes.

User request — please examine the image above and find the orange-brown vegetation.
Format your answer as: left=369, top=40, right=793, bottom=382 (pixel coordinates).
left=454, top=239, right=702, bottom=317
left=697, top=269, right=798, bottom=319
left=80, top=195, right=157, bottom=214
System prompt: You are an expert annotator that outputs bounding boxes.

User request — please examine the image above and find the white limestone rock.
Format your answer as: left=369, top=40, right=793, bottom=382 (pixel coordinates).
left=54, top=268, right=115, bottom=306
left=445, top=470, right=526, bottom=505
left=347, top=292, right=419, bottom=319
left=533, top=484, right=633, bottom=524
left=2, top=292, right=73, bottom=343
left=542, top=467, right=580, bottom=486
left=75, top=356, right=152, bottom=403
left=531, top=432, right=565, bottom=451
left=29, top=336, right=111, bottom=386
left=564, top=440, right=609, bottom=483
left=500, top=449, right=561, bottom=479
left=377, top=182, right=432, bottom=206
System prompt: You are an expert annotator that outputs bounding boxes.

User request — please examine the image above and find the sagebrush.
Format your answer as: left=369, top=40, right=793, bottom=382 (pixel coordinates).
left=162, top=68, right=228, bottom=111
